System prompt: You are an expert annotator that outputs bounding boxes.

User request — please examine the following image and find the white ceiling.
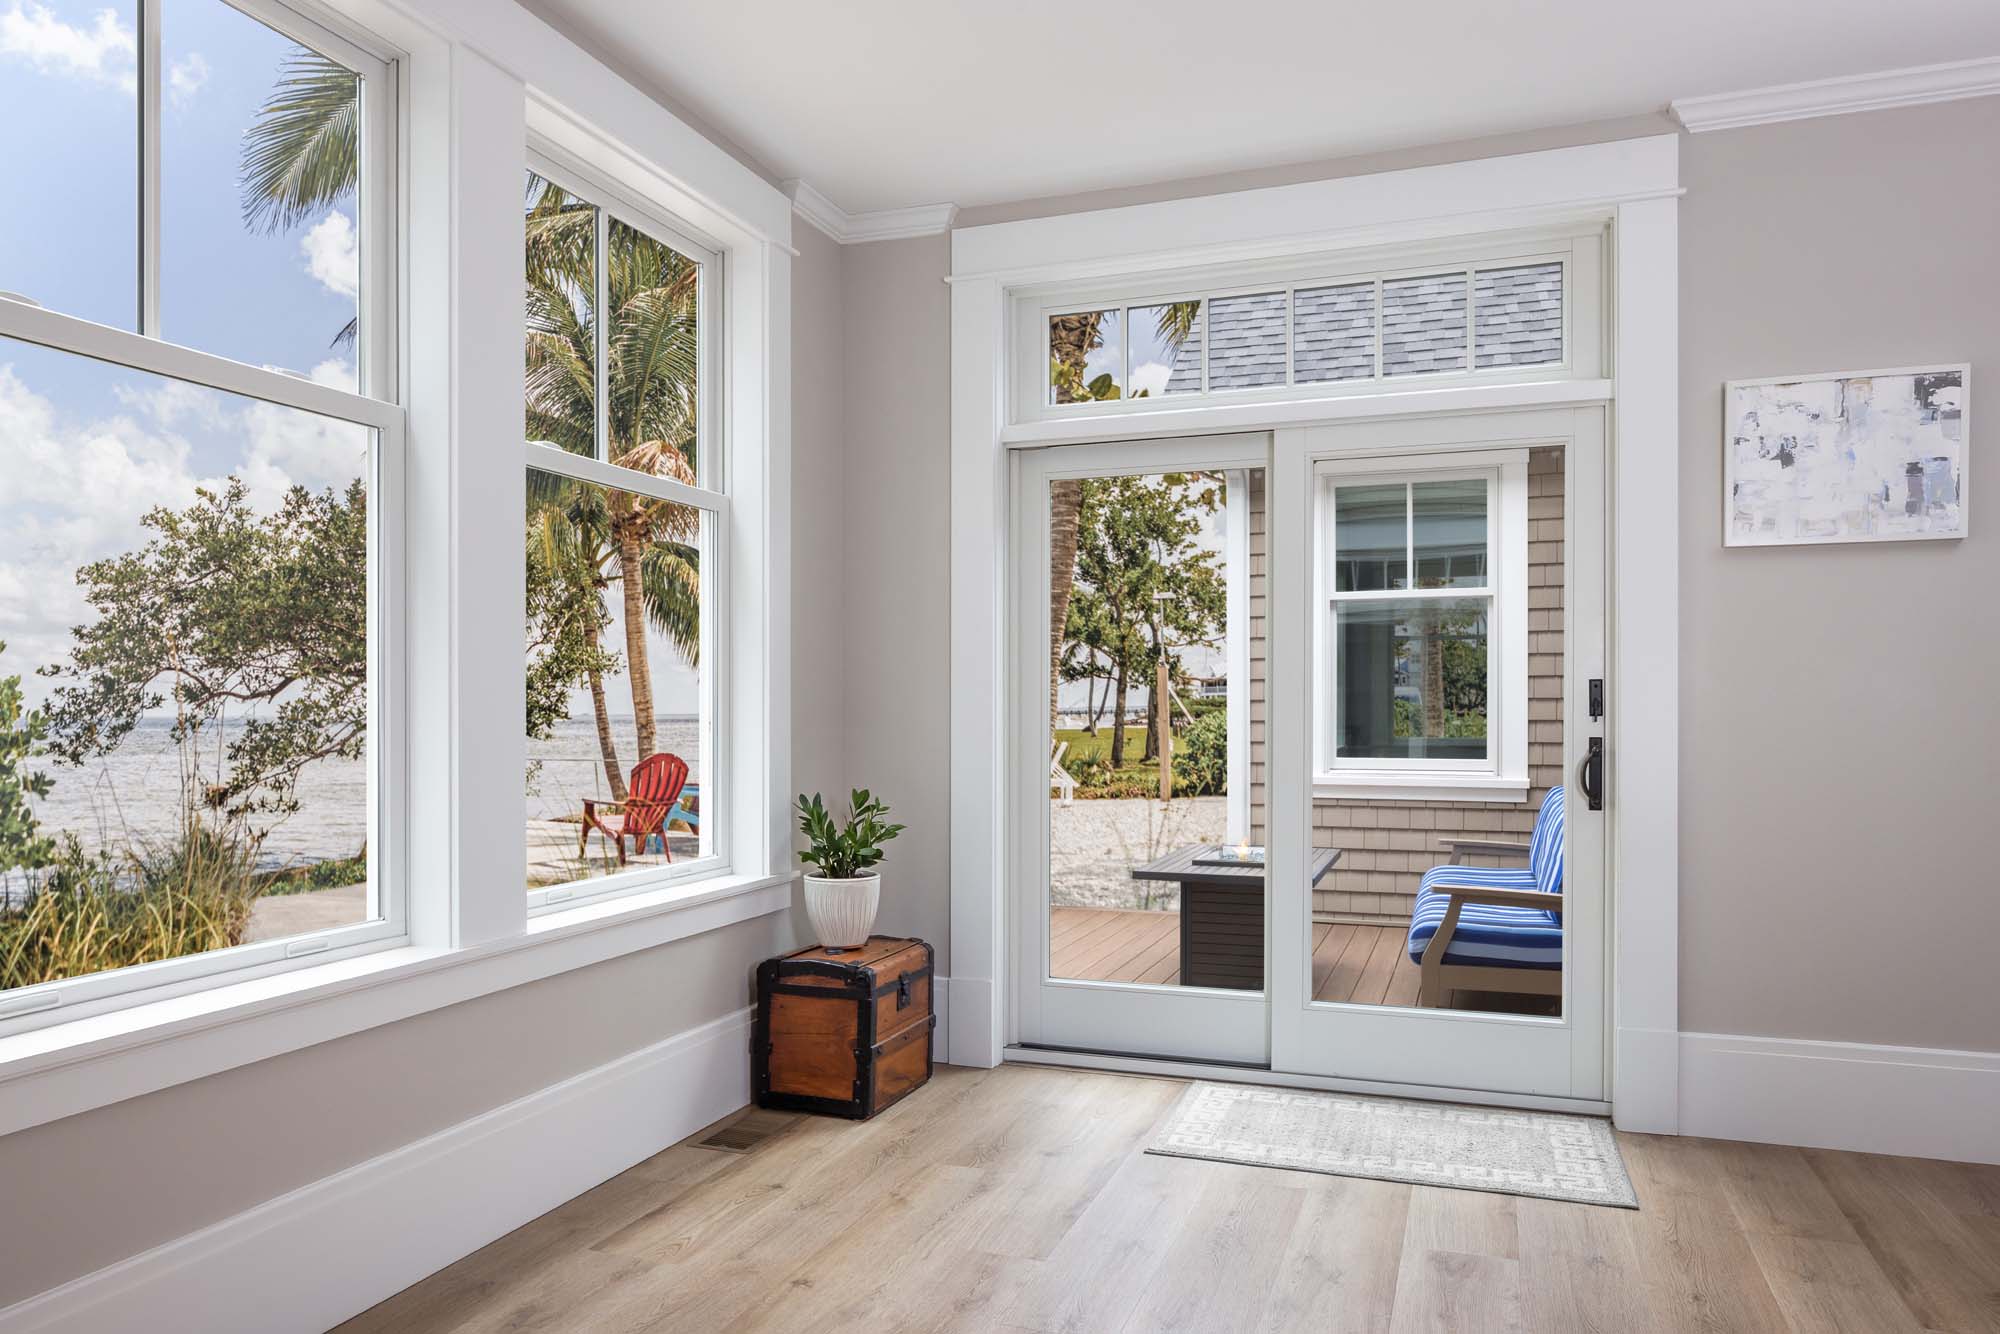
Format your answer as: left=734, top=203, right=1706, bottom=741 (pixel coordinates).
left=529, top=0, right=2000, bottom=215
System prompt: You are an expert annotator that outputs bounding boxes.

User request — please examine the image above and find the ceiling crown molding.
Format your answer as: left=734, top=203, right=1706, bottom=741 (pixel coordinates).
left=1670, top=56, right=2000, bottom=132
left=784, top=179, right=957, bottom=244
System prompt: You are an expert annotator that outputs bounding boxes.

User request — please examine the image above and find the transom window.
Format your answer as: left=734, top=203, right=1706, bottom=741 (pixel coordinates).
left=1022, top=228, right=1600, bottom=424
left=521, top=154, right=724, bottom=909
left=1315, top=453, right=1528, bottom=793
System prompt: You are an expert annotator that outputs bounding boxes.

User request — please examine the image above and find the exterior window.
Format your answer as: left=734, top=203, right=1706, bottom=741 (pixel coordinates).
left=1316, top=457, right=1527, bottom=791
left=0, top=0, right=392, bottom=389
left=0, top=0, right=400, bottom=1027
left=523, top=162, right=721, bottom=907
left=1033, top=246, right=1576, bottom=417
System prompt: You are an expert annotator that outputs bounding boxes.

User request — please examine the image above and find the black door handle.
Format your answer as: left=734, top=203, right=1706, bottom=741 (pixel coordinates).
left=1579, top=736, right=1604, bottom=811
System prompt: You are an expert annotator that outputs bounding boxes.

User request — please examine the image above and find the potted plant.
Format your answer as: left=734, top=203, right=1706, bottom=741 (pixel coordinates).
left=795, top=789, right=905, bottom=949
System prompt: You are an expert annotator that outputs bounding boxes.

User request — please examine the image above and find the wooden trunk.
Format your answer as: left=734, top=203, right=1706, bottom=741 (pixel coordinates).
left=754, top=936, right=935, bottom=1120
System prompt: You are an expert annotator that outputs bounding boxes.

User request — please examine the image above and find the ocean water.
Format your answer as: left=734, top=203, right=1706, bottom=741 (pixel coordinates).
left=20, top=714, right=702, bottom=874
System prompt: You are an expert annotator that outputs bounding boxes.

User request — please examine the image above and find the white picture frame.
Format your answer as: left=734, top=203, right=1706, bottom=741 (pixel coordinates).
left=1723, top=363, right=1970, bottom=547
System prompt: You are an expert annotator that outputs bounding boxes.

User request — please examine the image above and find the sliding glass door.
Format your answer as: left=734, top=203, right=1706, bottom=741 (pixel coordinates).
left=1265, top=408, right=1608, bottom=1099
left=1011, top=434, right=1270, bottom=1063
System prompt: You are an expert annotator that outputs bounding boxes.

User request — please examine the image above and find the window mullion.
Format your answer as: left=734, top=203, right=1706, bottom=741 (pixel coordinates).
left=594, top=207, right=610, bottom=463
left=138, top=0, right=162, bottom=336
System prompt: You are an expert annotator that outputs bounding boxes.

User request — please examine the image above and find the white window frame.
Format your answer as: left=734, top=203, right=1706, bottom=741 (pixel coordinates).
left=0, top=297, right=408, bottom=1033
left=1015, top=224, right=1601, bottom=428
left=521, top=145, right=731, bottom=914
left=1311, top=449, right=1529, bottom=801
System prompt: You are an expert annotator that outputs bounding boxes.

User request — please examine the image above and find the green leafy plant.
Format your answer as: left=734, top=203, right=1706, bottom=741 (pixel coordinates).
left=1172, top=708, right=1229, bottom=797
left=795, top=789, right=905, bottom=880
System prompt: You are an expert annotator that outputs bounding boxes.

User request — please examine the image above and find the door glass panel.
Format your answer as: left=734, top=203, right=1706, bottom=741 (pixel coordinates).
left=1307, top=445, right=1566, bottom=1016
left=1048, top=467, right=1261, bottom=990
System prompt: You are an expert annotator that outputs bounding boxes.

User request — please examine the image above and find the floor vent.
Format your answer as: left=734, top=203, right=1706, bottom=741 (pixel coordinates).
left=695, top=1108, right=800, bottom=1154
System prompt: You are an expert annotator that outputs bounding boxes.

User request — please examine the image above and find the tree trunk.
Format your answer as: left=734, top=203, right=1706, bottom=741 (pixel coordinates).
left=1048, top=477, right=1083, bottom=727
left=1083, top=669, right=1098, bottom=736
left=586, top=663, right=627, bottom=801
left=1421, top=607, right=1446, bottom=740
left=1087, top=656, right=1111, bottom=733
left=1109, top=658, right=1130, bottom=769
left=615, top=514, right=658, bottom=761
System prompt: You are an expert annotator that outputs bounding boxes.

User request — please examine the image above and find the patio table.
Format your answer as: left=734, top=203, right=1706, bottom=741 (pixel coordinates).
left=1130, top=845, right=1341, bottom=990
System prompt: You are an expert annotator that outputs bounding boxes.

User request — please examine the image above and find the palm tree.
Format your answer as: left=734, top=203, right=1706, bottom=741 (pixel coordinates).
left=241, top=66, right=704, bottom=803
left=239, top=49, right=362, bottom=347
left=522, top=175, right=702, bottom=792
left=1046, top=304, right=1199, bottom=729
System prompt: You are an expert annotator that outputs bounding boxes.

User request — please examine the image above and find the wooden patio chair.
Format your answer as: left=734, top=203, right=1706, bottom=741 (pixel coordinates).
left=1405, top=785, right=1566, bottom=1008
left=580, top=752, right=690, bottom=866
left=1051, top=740, right=1076, bottom=807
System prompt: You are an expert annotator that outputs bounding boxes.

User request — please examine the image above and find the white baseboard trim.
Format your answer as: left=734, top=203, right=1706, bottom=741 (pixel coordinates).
left=1679, top=1031, right=2000, bottom=1165
left=0, top=1007, right=756, bottom=1334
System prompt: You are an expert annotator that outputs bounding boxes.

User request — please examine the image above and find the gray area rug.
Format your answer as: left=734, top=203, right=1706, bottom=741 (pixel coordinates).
left=1147, top=1081, right=1638, bottom=1208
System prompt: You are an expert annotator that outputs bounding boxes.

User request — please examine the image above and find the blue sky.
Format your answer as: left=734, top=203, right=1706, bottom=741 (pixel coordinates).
left=0, top=0, right=700, bottom=730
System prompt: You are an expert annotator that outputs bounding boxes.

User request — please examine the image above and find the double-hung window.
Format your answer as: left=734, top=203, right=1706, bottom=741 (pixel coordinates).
left=0, top=0, right=402, bottom=1029
left=521, top=153, right=725, bottom=910
left=1314, top=452, right=1529, bottom=799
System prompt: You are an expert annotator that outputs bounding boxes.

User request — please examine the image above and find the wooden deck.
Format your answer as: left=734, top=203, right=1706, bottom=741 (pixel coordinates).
left=1050, top=907, right=1423, bottom=1005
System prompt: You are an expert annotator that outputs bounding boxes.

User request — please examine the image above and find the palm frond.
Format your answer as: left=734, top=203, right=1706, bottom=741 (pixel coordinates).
left=240, top=49, right=360, bottom=235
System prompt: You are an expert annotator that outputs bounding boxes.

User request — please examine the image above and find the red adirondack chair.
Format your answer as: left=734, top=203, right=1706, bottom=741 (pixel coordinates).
left=579, top=752, right=690, bottom=865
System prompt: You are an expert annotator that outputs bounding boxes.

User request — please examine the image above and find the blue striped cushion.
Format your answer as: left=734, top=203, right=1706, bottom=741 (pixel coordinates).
left=1529, top=785, right=1565, bottom=896
left=1405, top=865, right=1563, bottom=968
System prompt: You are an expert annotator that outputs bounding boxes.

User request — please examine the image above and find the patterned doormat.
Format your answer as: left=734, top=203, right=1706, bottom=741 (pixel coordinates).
left=1147, top=1081, right=1637, bottom=1208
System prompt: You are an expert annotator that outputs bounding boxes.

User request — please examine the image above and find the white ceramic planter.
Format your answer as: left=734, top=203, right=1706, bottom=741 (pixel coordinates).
left=802, top=873, right=881, bottom=949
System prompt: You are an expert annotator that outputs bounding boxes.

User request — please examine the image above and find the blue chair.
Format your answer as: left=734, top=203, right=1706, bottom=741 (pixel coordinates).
left=1405, top=786, right=1565, bottom=1008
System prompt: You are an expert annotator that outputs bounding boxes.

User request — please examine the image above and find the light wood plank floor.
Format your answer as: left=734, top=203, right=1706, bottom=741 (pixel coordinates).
left=339, top=1063, right=2000, bottom=1334
left=1052, top=907, right=1424, bottom=1003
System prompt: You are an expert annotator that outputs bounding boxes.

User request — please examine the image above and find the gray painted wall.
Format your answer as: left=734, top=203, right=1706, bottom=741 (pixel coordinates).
left=1677, top=98, right=2000, bottom=1051
left=838, top=234, right=956, bottom=969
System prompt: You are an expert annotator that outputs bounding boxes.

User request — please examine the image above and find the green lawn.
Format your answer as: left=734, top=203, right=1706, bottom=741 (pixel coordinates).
left=1054, top=726, right=1149, bottom=766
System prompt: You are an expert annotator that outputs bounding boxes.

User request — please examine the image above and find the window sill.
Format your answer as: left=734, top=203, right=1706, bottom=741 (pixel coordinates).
left=0, top=870, right=794, bottom=1139
left=1314, top=775, right=1531, bottom=804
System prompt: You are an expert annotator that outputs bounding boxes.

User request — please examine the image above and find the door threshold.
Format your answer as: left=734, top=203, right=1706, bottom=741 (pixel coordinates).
left=1002, top=1044, right=1612, bottom=1117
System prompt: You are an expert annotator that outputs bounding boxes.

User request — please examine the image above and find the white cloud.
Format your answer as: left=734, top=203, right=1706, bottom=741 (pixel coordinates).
left=1130, top=360, right=1172, bottom=398
left=301, top=211, right=359, bottom=301
left=0, top=2, right=136, bottom=94
left=0, top=358, right=369, bottom=704
left=167, top=50, right=207, bottom=107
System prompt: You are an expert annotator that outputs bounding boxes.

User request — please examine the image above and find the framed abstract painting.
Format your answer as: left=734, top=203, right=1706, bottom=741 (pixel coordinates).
left=1723, top=364, right=1969, bottom=547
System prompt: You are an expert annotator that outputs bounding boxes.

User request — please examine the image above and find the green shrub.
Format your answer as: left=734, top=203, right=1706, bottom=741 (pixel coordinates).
left=1172, top=709, right=1229, bottom=797
left=257, top=852, right=368, bottom=896
left=0, top=822, right=261, bottom=992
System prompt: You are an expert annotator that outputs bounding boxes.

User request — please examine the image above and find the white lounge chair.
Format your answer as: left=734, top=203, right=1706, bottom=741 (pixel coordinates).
left=1051, top=740, right=1076, bottom=807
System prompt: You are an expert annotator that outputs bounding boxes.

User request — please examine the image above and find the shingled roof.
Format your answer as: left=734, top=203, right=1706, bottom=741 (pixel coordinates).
left=1159, top=261, right=1562, bottom=393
